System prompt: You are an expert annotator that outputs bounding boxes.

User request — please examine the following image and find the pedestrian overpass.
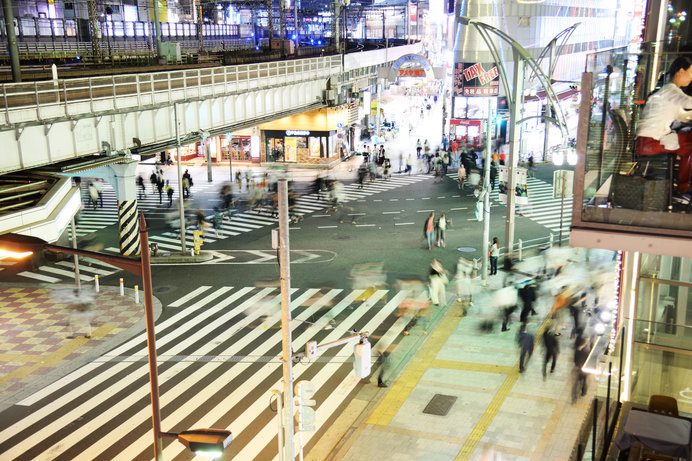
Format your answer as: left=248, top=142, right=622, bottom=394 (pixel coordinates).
left=0, top=43, right=422, bottom=250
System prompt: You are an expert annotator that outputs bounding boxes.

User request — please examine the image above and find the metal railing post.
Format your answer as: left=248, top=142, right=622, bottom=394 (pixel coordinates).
left=517, top=239, right=523, bottom=261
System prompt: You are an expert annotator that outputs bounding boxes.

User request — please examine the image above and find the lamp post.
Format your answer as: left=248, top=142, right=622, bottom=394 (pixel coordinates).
left=0, top=215, right=230, bottom=460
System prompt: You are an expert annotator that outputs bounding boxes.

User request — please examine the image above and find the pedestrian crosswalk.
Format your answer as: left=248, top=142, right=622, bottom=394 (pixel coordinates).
left=446, top=171, right=572, bottom=233
left=15, top=257, right=122, bottom=284
left=0, top=285, right=420, bottom=460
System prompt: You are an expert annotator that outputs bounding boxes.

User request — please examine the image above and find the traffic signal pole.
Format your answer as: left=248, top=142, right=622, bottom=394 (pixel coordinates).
left=277, top=179, right=295, bottom=461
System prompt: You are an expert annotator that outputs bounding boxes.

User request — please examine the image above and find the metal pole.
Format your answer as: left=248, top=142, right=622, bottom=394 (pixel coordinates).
left=152, top=0, right=163, bottom=61
left=481, top=102, right=492, bottom=284
left=617, top=327, right=624, bottom=401
left=604, top=361, right=612, bottom=461
left=294, top=0, right=299, bottom=50
left=558, top=174, right=565, bottom=247
left=139, top=213, right=163, bottom=461
left=272, top=389, right=285, bottom=461
left=205, top=140, right=213, bottom=183
left=173, top=104, right=187, bottom=255
left=278, top=179, right=295, bottom=461
left=505, top=55, right=524, bottom=256
left=375, top=80, right=382, bottom=141
left=2, top=0, right=21, bottom=82
left=542, top=43, right=554, bottom=160
left=592, top=398, right=597, bottom=461
left=70, top=217, right=80, bottom=289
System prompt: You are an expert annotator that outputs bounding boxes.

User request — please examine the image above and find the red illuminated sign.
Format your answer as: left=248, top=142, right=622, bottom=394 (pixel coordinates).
left=398, top=69, right=425, bottom=77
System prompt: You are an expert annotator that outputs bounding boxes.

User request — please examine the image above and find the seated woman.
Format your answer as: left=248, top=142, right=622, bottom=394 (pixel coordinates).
left=635, top=56, right=692, bottom=203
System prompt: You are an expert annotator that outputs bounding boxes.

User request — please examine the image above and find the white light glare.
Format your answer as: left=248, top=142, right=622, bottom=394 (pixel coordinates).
left=567, top=149, right=578, bottom=166
left=599, top=310, right=612, bottom=323
left=195, top=451, right=222, bottom=460
left=552, top=151, right=564, bottom=166
left=594, top=322, right=606, bottom=335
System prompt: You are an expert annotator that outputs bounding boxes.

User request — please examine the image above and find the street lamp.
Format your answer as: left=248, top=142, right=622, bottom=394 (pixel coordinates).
left=0, top=213, right=231, bottom=460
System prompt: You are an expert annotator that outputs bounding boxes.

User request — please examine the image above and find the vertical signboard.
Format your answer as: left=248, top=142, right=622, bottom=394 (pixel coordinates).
left=498, top=166, right=528, bottom=205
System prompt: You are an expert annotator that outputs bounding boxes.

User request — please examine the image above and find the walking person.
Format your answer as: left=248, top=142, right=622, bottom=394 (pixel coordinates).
left=88, top=182, right=99, bottom=210
left=517, top=324, right=534, bottom=373
left=519, top=281, right=538, bottom=324
left=457, top=163, right=466, bottom=189
left=429, top=259, right=449, bottom=307
left=572, top=334, right=590, bottom=402
left=165, top=180, right=174, bottom=207
left=94, top=179, right=103, bottom=208
left=489, top=237, right=500, bottom=275
left=136, top=175, right=145, bottom=200
left=490, top=162, right=498, bottom=191
left=423, top=212, right=435, bottom=251
left=195, top=209, right=207, bottom=236
left=182, top=169, right=193, bottom=198
left=436, top=213, right=449, bottom=248
left=157, top=178, right=164, bottom=204
left=543, top=324, right=560, bottom=379
left=406, top=153, right=413, bottom=175
left=212, top=208, right=223, bottom=238
left=416, top=139, right=422, bottom=158
left=150, top=170, right=158, bottom=194
left=357, top=162, right=367, bottom=189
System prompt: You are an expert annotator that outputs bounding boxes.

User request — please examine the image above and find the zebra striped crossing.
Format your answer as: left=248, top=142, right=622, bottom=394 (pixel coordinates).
left=447, top=171, right=572, bottom=233
left=15, top=257, right=121, bottom=284
left=0, top=285, right=419, bottom=461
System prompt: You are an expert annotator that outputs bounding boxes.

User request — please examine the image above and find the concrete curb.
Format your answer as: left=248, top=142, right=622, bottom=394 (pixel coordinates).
left=150, top=250, right=213, bottom=264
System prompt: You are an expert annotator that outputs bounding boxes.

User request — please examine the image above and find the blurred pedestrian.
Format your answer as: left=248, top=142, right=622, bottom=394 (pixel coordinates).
left=572, top=334, right=590, bottom=402
left=517, top=324, right=534, bottom=373
left=416, top=139, right=422, bottom=158
left=165, top=180, right=173, bottom=207
left=519, top=281, right=538, bottom=324
left=490, top=162, right=498, bottom=191
left=423, top=212, right=435, bottom=251
left=150, top=170, right=158, bottom=194
left=182, top=169, right=193, bottom=198
left=88, top=182, right=98, bottom=210
left=436, top=213, right=448, bottom=248
left=429, top=259, right=449, bottom=307
left=406, top=153, right=413, bottom=175
left=212, top=208, right=223, bottom=238
left=157, top=178, right=164, bottom=204
left=136, top=175, right=145, bottom=200
left=543, top=325, right=560, bottom=379
left=94, top=179, right=103, bottom=208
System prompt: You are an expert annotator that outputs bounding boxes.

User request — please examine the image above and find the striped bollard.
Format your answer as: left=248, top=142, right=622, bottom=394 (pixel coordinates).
left=549, top=233, right=554, bottom=248
left=134, top=285, right=139, bottom=304
left=94, top=274, right=100, bottom=292
left=119, top=278, right=124, bottom=296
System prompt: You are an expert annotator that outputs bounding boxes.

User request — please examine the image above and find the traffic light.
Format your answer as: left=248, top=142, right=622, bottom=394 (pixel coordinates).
left=294, top=380, right=317, bottom=432
left=353, top=339, right=371, bottom=379
left=569, top=84, right=580, bottom=91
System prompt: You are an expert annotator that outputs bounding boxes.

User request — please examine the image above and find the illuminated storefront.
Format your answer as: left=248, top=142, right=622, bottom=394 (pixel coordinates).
left=259, top=106, right=351, bottom=165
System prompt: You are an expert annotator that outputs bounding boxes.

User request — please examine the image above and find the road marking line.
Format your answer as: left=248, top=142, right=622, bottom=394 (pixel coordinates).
left=355, top=224, right=376, bottom=227
left=450, top=207, right=468, bottom=211
left=395, top=222, right=415, bottom=226
left=318, top=226, right=338, bottom=229
left=406, top=198, right=415, bottom=201
left=416, top=209, right=434, bottom=213
left=422, top=197, right=430, bottom=200
left=382, top=211, right=401, bottom=214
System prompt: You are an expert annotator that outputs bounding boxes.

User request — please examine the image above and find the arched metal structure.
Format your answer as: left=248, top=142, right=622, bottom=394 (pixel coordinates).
left=457, top=16, right=569, bottom=142
left=457, top=16, right=571, bottom=255
left=532, top=23, right=580, bottom=83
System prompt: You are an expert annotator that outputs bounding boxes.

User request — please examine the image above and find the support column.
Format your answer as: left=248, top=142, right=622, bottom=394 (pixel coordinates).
left=505, top=55, right=524, bottom=256
left=106, top=161, right=141, bottom=256
left=2, top=0, right=22, bottom=82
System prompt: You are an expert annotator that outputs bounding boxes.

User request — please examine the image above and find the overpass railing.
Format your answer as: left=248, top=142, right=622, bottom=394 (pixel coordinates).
left=0, top=55, right=343, bottom=127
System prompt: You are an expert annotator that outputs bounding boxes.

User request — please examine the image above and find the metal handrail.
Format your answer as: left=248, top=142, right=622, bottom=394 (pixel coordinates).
left=0, top=55, right=343, bottom=127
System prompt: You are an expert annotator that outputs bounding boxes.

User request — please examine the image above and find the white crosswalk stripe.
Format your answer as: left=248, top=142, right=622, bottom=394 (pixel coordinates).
left=446, top=172, right=572, bottom=233
left=16, top=258, right=121, bottom=284
left=0, top=286, right=418, bottom=461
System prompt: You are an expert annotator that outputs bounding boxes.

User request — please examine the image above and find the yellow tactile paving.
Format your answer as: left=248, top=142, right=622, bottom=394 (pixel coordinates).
left=454, top=372, right=519, bottom=460
left=366, top=305, right=463, bottom=426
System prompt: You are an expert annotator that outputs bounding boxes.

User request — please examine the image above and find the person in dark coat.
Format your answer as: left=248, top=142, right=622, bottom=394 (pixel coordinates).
left=490, top=162, right=498, bottom=191
left=517, top=324, right=534, bottom=373
left=519, top=281, right=538, bottom=324
left=543, top=326, right=560, bottom=379
left=157, top=178, right=164, bottom=204
left=572, top=333, right=590, bottom=402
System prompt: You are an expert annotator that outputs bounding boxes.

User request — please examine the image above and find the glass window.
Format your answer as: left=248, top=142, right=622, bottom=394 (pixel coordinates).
left=266, top=138, right=285, bottom=162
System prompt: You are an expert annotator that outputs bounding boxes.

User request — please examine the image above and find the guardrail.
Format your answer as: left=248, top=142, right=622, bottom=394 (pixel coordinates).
left=0, top=55, right=343, bottom=127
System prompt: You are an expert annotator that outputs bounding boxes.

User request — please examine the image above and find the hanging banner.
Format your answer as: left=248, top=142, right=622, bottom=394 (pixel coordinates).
left=453, top=62, right=500, bottom=97
left=498, top=166, right=529, bottom=205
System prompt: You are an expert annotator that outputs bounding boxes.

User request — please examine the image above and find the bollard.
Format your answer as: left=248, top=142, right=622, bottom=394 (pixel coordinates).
left=549, top=233, right=554, bottom=248
left=119, top=278, right=124, bottom=296
left=94, top=274, right=100, bottom=292
left=190, top=247, right=194, bottom=257
left=134, top=285, right=139, bottom=304
left=517, top=239, right=523, bottom=261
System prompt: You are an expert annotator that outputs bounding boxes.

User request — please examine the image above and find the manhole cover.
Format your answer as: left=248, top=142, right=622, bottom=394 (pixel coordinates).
left=422, top=394, right=457, bottom=416
left=457, top=247, right=476, bottom=253
left=335, top=235, right=351, bottom=240
left=153, top=286, right=173, bottom=293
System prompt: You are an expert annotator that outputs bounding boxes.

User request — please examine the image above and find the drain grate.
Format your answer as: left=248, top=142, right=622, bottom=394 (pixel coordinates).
left=422, top=394, right=457, bottom=416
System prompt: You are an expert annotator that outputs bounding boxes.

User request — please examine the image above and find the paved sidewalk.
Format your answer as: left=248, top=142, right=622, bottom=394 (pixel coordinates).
left=320, top=259, right=602, bottom=461
left=0, top=284, right=160, bottom=412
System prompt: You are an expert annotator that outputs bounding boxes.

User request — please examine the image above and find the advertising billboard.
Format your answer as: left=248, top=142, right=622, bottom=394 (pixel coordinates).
left=453, top=62, right=500, bottom=97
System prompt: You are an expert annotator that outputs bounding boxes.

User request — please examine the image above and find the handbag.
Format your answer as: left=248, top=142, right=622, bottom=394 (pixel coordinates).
left=609, top=163, right=669, bottom=211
